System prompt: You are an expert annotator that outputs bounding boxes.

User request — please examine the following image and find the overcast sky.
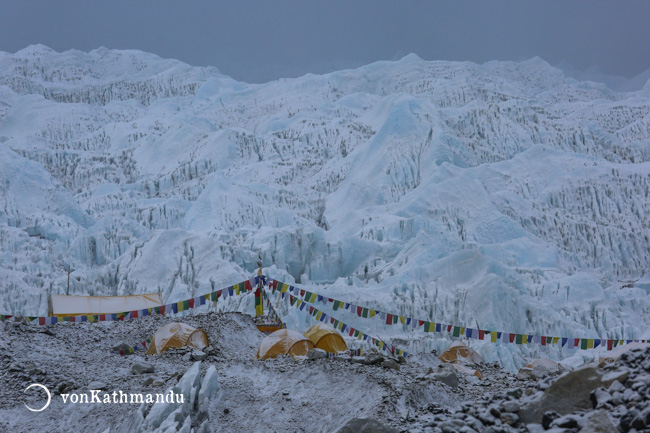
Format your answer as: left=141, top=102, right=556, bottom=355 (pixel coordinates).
left=0, top=1, right=648, bottom=83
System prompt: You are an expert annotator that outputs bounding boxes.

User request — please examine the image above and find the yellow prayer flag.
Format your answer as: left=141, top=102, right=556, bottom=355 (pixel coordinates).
left=491, top=332, right=497, bottom=343
left=315, top=311, right=322, bottom=321
left=369, top=310, right=376, bottom=318
left=399, top=316, right=405, bottom=324
left=587, top=339, right=594, bottom=349
left=177, top=301, right=184, bottom=312
left=552, top=337, right=560, bottom=344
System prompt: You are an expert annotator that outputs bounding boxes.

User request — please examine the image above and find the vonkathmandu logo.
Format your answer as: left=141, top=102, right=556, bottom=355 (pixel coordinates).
left=24, top=384, right=183, bottom=410
left=23, top=384, right=51, bottom=412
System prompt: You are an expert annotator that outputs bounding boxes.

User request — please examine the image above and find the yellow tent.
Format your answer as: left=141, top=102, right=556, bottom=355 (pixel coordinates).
left=257, top=329, right=314, bottom=359
left=49, top=293, right=163, bottom=317
left=304, top=323, right=348, bottom=353
left=146, top=322, right=209, bottom=355
left=598, top=342, right=650, bottom=367
left=439, top=341, right=484, bottom=365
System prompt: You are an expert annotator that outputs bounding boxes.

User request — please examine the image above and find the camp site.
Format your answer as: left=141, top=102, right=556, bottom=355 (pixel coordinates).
left=1, top=4, right=650, bottom=431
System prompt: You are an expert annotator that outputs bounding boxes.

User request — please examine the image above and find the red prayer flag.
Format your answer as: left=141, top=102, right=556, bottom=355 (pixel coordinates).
left=188, top=299, right=194, bottom=309
left=386, top=313, right=393, bottom=325
left=479, top=330, right=485, bottom=340
left=245, top=280, right=252, bottom=291
left=418, top=320, right=424, bottom=327
left=357, top=306, right=362, bottom=317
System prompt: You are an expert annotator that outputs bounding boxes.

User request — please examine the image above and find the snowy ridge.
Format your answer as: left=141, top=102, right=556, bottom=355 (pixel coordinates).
left=1, top=46, right=649, bottom=369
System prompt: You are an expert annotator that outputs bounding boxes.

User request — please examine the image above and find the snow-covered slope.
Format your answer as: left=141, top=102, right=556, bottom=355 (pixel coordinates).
left=1, top=46, right=649, bottom=369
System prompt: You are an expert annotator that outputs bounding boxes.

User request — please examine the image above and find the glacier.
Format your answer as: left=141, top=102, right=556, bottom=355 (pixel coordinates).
left=1, top=46, right=649, bottom=369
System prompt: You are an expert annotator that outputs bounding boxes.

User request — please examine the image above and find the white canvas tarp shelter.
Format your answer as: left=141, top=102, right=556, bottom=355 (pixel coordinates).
left=49, top=293, right=163, bottom=317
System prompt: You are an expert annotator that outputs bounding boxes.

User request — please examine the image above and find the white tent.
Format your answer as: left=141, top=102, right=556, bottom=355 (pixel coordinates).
left=49, top=293, right=163, bottom=317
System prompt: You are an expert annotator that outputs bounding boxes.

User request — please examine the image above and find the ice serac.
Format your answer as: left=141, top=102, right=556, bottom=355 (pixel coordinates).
left=124, top=361, right=219, bottom=433
left=0, top=46, right=649, bottom=369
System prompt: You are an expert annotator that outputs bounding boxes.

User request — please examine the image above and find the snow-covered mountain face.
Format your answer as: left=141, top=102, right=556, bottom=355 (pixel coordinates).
left=1, top=45, right=649, bottom=369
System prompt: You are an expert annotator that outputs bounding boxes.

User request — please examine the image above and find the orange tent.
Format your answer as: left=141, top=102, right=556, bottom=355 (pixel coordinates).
left=304, top=323, right=348, bottom=353
left=439, top=341, right=484, bottom=365
left=146, top=322, right=209, bottom=355
left=257, top=329, right=314, bottom=359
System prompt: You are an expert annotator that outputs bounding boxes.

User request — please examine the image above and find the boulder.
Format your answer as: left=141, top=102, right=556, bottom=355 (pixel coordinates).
left=191, top=350, right=207, bottom=361
left=132, top=361, right=155, bottom=374
left=519, top=365, right=630, bottom=424
left=364, top=352, right=385, bottom=366
left=88, top=381, right=107, bottom=391
left=336, top=418, right=398, bottom=433
left=430, top=364, right=459, bottom=388
left=381, top=359, right=400, bottom=370
left=579, top=410, right=617, bottom=433
left=112, top=343, right=133, bottom=354
left=308, top=348, right=328, bottom=360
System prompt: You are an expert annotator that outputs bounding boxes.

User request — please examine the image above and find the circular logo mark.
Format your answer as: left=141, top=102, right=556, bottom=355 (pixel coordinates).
left=23, top=383, right=51, bottom=412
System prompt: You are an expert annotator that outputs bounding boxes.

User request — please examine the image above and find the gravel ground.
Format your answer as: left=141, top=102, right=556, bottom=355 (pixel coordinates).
left=4, top=313, right=643, bottom=433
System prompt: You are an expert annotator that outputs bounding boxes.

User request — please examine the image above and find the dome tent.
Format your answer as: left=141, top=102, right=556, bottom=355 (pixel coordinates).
left=303, top=323, right=348, bottom=353
left=146, top=322, right=209, bottom=355
left=257, top=329, right=314, bottom=359
left=439, top=340, right=484, bottom=365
